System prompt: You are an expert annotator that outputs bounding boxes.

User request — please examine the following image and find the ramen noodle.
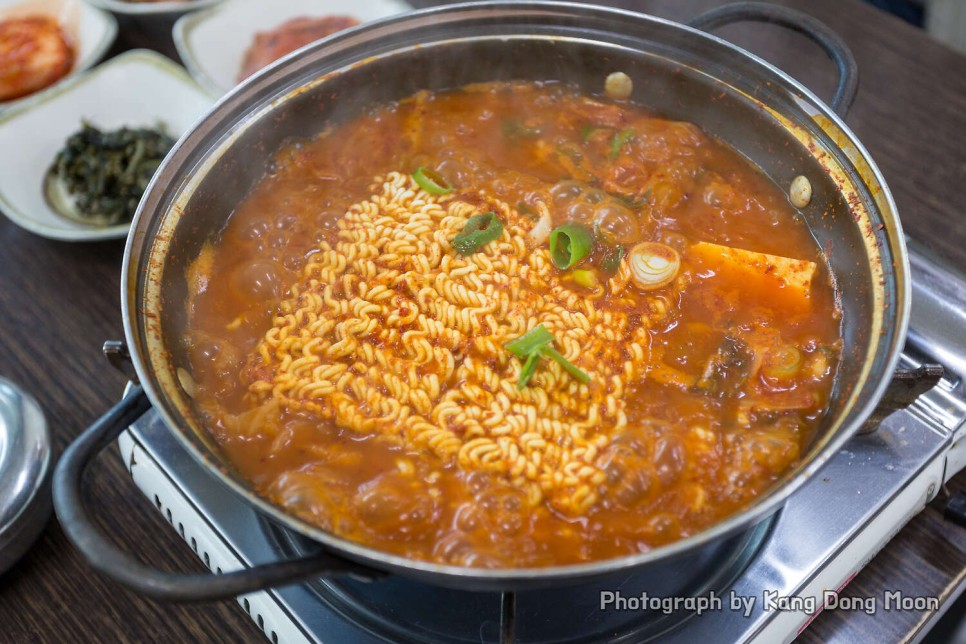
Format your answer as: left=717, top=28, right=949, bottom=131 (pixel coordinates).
left=185, top=80, right=842, bottom=567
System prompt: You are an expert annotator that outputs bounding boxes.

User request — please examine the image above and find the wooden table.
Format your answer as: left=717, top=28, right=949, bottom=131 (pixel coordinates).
left=1, top=0, right=964, bottom=641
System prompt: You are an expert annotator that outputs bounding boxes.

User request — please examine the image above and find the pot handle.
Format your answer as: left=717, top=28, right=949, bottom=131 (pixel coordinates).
left=52, top=387, right=384, bottom=602
left=858, top=364, right=945, bottom=433
left=687, top=2, right=859, bottom=118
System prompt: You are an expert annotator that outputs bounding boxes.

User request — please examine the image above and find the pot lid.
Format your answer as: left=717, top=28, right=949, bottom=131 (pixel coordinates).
left=0, top=377, right=51, bottom=574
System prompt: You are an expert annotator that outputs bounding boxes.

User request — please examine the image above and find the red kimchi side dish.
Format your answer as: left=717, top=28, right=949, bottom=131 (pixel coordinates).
left=237, top=15, right=360, bottom=81
left=0, top=15, right=74, bottom=102
left=181, top=80, right=842, bottom=568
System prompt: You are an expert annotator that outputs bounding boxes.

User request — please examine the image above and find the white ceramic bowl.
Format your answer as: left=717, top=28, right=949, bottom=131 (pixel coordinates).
left=83, top=0, right=221, bottom=18
left=174, top=0, right=411, bottom=96
left=0, top=49, right=214, bottom=241
left=0, top=0, right=117, bottom=113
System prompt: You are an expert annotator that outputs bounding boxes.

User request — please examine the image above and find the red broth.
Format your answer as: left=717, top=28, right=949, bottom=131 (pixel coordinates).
left=183, top=81, right=841, bottom=567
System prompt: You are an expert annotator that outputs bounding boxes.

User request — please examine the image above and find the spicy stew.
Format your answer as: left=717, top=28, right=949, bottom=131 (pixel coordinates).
left=182, top=80, right=841, bottom=568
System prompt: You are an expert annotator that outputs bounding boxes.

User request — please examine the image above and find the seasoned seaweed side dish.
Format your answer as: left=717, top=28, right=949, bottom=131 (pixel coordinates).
left=45, top=123, right=175, bottom=226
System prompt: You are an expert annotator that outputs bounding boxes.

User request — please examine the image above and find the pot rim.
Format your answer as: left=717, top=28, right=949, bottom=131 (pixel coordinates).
left=121, top=1, right=910, bottom=583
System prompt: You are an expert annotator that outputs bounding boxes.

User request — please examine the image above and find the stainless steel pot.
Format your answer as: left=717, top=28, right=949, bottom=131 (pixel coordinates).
left=54, top=1, right=931, bottom=602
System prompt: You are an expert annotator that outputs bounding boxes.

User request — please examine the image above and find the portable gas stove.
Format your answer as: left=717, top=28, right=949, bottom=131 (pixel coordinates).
left=116, top=239, right=966, bottom=643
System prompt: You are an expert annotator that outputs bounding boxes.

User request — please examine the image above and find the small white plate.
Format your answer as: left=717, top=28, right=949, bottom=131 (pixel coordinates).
left=82, top=0, right=222, bottom=18
left=0, top=49, right=214, bottom=241
left=174, top=0, right=411, bottom=96
left=0, top=0, right=118, bottom=113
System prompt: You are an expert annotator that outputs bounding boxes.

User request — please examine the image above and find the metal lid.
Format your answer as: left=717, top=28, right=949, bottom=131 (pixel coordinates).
left=0, top=378, right=51, bottom=574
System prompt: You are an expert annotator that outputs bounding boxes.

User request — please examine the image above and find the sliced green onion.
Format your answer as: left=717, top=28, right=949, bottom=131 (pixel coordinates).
left=763, top=345, right=803, bottom=380
left=413, top=166, right=453, bottom=195
left=549, top=223, right=595, bottom=270
left=581, top=124, right=613, bottom=141
left=506, top=324, right=591, bottom=388
left=608, top=128, right=635, bottom=160
left=505, top=324, right=554, bottom=358
left=600, top=244, right=625, bottom=273
left=452, top=212, right=503, bottom=256
left=572, top=269, right=598, bottom=289
left=617, top=188, right=652, bottom=209
left=554, top=145, right=595, bottom=183
left=501, top=119, right=541, bottom=140
left=517, top=353, right=542, bottom=389
left=542, top=346, right=591, bottom=384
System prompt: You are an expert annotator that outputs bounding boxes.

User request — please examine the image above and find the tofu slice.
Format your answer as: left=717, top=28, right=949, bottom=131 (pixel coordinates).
left=688, top=241, right=818, bottom=309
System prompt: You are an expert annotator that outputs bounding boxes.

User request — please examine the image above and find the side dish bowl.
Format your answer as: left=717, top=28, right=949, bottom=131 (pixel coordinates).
left=173, top=0, right=411, bottom=96
left=0, top=49, right=213, bottom=240
left=81, top=0, right=221, bottom=18
left=55, top=1, right=917, bottom=602
left=80, top=0, right=222, bottom=48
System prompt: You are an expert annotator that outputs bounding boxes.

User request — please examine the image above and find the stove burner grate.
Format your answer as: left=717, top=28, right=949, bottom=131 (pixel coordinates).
left=262, top=516, right=773, bottom=643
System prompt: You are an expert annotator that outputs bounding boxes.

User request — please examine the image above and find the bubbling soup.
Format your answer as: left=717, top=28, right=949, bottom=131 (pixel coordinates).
left=183, top=80, right=841, bottom=567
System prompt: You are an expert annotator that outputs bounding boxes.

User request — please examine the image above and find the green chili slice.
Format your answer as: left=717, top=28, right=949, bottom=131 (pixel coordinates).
left=505, top=324, right=554, bottom=358
left=600, top=244, right=625, bottom=273
left=608, top=128, right=636, bottom=160
left=413, top=166, right=453, bottom=195
left=452, top=212, right=503, bottom=256
left=549, top=223, right=595, bottom=270
left=542, top=346, right=591, bottom=385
